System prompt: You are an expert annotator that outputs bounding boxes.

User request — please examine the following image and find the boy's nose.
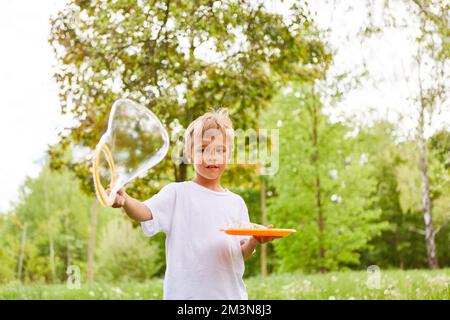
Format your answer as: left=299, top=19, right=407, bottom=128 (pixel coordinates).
left=205, top=154, right=216, bottom=165
left=205, top=151, right=221, bottom=165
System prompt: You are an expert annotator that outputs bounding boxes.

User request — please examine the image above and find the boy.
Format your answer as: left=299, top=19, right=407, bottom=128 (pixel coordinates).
left=111, top=109, right=276, bottom=300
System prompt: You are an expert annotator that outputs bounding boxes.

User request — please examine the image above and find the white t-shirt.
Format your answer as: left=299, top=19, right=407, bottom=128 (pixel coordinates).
left=141, top=181, right=251, bottom=300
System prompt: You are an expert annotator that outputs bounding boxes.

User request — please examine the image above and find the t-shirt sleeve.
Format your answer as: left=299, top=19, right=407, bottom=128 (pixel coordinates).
left=140, top=183, right=176, bottom=237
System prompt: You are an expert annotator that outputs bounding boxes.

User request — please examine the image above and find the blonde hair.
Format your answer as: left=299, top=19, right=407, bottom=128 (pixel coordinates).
left=184, top=108, right=234, bottom=163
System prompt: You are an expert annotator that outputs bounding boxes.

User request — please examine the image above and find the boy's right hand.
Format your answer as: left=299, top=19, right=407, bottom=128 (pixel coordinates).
left=111, top=188, right=128, bottom=208
left=106, top=188, right=151, bottom=222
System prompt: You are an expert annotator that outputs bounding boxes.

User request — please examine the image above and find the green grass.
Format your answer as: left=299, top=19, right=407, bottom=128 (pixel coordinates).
left=246, top=269, right=450, bottom=300
left=0, top=269, right=448, bottom=300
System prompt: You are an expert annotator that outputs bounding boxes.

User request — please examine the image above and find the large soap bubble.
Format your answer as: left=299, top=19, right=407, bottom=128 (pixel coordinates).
left=92, top=99, right=169, bottom=207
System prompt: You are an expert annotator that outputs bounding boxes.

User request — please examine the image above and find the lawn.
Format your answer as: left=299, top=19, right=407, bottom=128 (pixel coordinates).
left=0, top=269, right=448, bottom=300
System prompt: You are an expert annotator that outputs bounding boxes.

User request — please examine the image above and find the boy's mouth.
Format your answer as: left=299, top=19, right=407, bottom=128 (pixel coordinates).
left=206, top=165, right=219, bottom=169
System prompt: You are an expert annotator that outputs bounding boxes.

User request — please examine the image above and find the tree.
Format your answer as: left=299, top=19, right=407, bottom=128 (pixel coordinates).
left=409, top=0, right=448, bottom=269
left=262, top=85, right=386, bottom=272
left=358, top=121, right=431, bottom=269
left=425, top=130, right=450, bottom=263
left=394, top=138, right=450, bottom=268
left=95, top=216, right=161, bottom=281
left=363, top=0, right=449, bottom=268
left=9, top=162, right=116, bottom=283
left=48, top=0, right=331, bottom=199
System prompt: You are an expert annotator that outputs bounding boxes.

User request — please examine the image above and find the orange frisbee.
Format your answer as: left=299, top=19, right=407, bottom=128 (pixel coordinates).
left=220, top=228, right=296, bottom=237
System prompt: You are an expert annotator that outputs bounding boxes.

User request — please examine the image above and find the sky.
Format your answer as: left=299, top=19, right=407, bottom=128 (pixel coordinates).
left=0, top=0, right=448, bottom=212
left=0, top=1, right=71, bottom=212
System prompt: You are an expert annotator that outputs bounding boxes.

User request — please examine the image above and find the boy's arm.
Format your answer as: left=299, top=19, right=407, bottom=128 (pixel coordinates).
left=240, top=225, right=281, bottom=260
left=123, top=195, right=152, bottom=222
left=112, top=189, right=152, bottom=222
left=241, top=237, right=258, bottom=260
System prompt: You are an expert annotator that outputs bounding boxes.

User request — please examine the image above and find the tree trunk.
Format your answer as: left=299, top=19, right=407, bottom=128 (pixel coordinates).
left=260, top=175, right=267, bottom=276
left=87, top=199, right=98, bottom=282
left=17, top=223, right=27, bottom=282
left=418, top=109, right=439, bottom=269
left=416, top=44, right=439, bottom=269
left=316, top=174, right=325, bottom=263
left=176, top=162, right=187, bottom=182
left=394, top=228, right=404, bottom=269
left=311, top=90, right=325, bottom=271
left=65, top=214, right=72, bottom=268
left=49, top=235, right=56, bottom=283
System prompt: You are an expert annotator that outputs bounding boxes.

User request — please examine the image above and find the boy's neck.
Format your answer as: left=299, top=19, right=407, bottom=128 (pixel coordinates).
left=192, top=174, right=226, bottom=192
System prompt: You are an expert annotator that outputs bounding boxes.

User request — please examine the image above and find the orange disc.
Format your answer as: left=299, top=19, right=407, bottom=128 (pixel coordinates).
left=220, top=228, right=296, bottom=237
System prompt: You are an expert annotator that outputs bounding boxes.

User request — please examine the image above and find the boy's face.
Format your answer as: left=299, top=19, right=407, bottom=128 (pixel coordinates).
left=191, top=133, right=228, bottom=180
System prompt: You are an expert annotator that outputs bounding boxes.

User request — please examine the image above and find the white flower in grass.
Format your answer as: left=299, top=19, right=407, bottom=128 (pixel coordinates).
left=383, top=289, right=400, bottom=298
left=383, top=288, right=399, bottom=297
left=302, top=279, right=312, bottom=292
left=427, top=274, right=449, bottom=287
left=328, top=296, right=336, bottom=300
left=348, top=296, right=355, bottom=300
left=89, top=291, right=95, bottom=297
left=331, top=275, right=337, bottom=282
left=282, top=283, right=295, bottom=291
left=112, top=287, right=123, bottom=295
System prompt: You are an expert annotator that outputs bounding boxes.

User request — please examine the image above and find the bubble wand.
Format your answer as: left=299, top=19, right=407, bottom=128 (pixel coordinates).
left=92, top=99, right=169, bottom=207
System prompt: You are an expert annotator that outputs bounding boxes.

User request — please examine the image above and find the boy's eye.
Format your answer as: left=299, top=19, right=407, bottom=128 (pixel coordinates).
left=195, top=146, right=225, bottom=154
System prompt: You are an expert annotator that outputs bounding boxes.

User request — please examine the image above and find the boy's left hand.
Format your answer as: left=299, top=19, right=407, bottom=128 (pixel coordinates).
left=253, top=224, right=282, bottom=244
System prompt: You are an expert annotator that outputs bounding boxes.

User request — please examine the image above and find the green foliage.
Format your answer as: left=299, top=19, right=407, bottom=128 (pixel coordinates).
left=48, top=0, right=331, bottom=194
left=0, top=248, right=16, bottom=284
left=0, top=216, right=16, bottom=284
left=262, top=85, right=386, bottom=272
left=356, top=122, right=423, bottom=268
left=0, top=161, right=119, bottom=283
left=95, top=217, right=161, bottom=282
left=0, top=159, right=165, bottom=284
left=354, top=122, right=450, bottom=269
left=428, top=130, right=450, bottom=264
left=429, top=130, right=450, bottom=170
left=394, top=138, right=450, bottom=266
left=11, top=165, right=90, bottom=283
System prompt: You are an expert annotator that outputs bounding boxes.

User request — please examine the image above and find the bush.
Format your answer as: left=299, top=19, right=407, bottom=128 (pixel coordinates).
left=0, top=247, right=16, bottom=284
left=95, top=217, right=161, bottom=282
